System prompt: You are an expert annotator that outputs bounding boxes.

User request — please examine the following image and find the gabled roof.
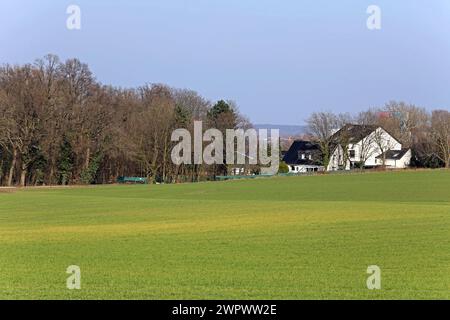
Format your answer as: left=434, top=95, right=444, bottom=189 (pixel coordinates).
left=282, top=140, right=321, bottom=165
left=376, top=148, right=410, bottom=160
left=331, top=124, right=403, bottom=146
left=331, top=124, right=378, bottom=144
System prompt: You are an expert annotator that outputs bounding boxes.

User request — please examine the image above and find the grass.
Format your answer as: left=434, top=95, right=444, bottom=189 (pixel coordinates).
left=0, top=170, right=449, bottom=299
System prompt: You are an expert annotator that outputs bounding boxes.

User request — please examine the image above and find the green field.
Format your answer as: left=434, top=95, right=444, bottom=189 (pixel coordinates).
left=0, top=170, right=449, bottom=300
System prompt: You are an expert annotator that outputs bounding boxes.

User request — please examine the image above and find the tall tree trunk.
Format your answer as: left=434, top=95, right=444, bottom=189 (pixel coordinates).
left=48, top=165, right=55, bottom=186
left=85, top=146, right=91, bottom=170
left=0, top=159, right=3, bottom=185
left=20, top=165, right=27, bottom=187
left=7, top=148, right=17, bottom=187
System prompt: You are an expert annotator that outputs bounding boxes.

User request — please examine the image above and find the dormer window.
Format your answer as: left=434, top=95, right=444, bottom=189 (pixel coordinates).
left=301, top=154, right=306, bottom=160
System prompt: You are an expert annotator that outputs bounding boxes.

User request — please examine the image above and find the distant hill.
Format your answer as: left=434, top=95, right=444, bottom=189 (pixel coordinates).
left=254, top=124, right=308, bottom=137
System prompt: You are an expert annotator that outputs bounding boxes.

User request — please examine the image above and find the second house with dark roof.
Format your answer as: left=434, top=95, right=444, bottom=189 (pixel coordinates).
left=282, top=140, right=325, bottom=173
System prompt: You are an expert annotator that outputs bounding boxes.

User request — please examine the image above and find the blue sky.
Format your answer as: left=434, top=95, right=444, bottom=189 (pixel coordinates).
left=1, top=0, right=449, bottom=124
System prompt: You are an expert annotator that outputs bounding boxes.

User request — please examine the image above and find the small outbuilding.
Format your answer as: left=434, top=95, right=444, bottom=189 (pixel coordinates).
left=375, top=148, right=412, bottom=169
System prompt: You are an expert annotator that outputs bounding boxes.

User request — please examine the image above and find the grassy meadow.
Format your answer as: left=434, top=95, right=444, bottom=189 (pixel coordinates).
left=0, top=170, right=449, bottom=299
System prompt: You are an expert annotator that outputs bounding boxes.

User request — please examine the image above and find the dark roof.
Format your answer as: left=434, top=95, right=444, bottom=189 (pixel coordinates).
left=331, top=124, right=378, bottom=144
left=331, top=124, right=403, bottom=146
left=376, top=148, right=410, bottom=160
left=282, top=140, right=321, bottom=165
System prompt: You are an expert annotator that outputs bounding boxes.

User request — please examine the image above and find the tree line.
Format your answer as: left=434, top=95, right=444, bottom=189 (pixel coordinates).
left=306, top=102, right=449, bottom=169
left=1, top=55, right=448, bottom=186
left=0, top=55, right=250, bottom=186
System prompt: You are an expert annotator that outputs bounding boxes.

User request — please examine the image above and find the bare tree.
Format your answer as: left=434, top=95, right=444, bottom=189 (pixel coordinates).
left=333, top=113, right=356, bottom=169
left=382, top=101, right=429, bottom=148
left=0, top=64, right=49, bottom=186
left=33, top=54, right=64, bottom=185
left=431, top=110, right=450, bottom=168
left=130, top=85, right=176, bottom=183
left=371, top=127, right=399, bottom=167
left=307, top=111, right=339, bottom=168
left=351, top=112, right=379, bottom=170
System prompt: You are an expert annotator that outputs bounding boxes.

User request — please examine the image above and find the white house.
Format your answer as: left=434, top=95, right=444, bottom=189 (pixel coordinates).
left=327, top=124, right=411, bottom=171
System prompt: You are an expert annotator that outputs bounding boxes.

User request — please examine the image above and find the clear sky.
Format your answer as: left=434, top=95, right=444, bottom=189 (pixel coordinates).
left=1, top=0, right=449, bottom=124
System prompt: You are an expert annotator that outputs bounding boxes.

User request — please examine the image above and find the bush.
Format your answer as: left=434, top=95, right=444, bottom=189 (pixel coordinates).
left=279, top=161, right=289, bottom=174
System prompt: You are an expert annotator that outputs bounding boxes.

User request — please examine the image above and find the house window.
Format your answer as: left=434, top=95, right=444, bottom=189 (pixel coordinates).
left=349, top=150, right=355, bottom=158
left=301, top=154, right=306, bottom=160
left=308, top=154, right=312, bottom=160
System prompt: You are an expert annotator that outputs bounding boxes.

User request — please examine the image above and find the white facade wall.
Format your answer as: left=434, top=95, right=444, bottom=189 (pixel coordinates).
left=398, top=150, right=412, bottom=168
left=359, top=128, right=401, bottom=166
left=327, top=145, right=349, bottom=171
